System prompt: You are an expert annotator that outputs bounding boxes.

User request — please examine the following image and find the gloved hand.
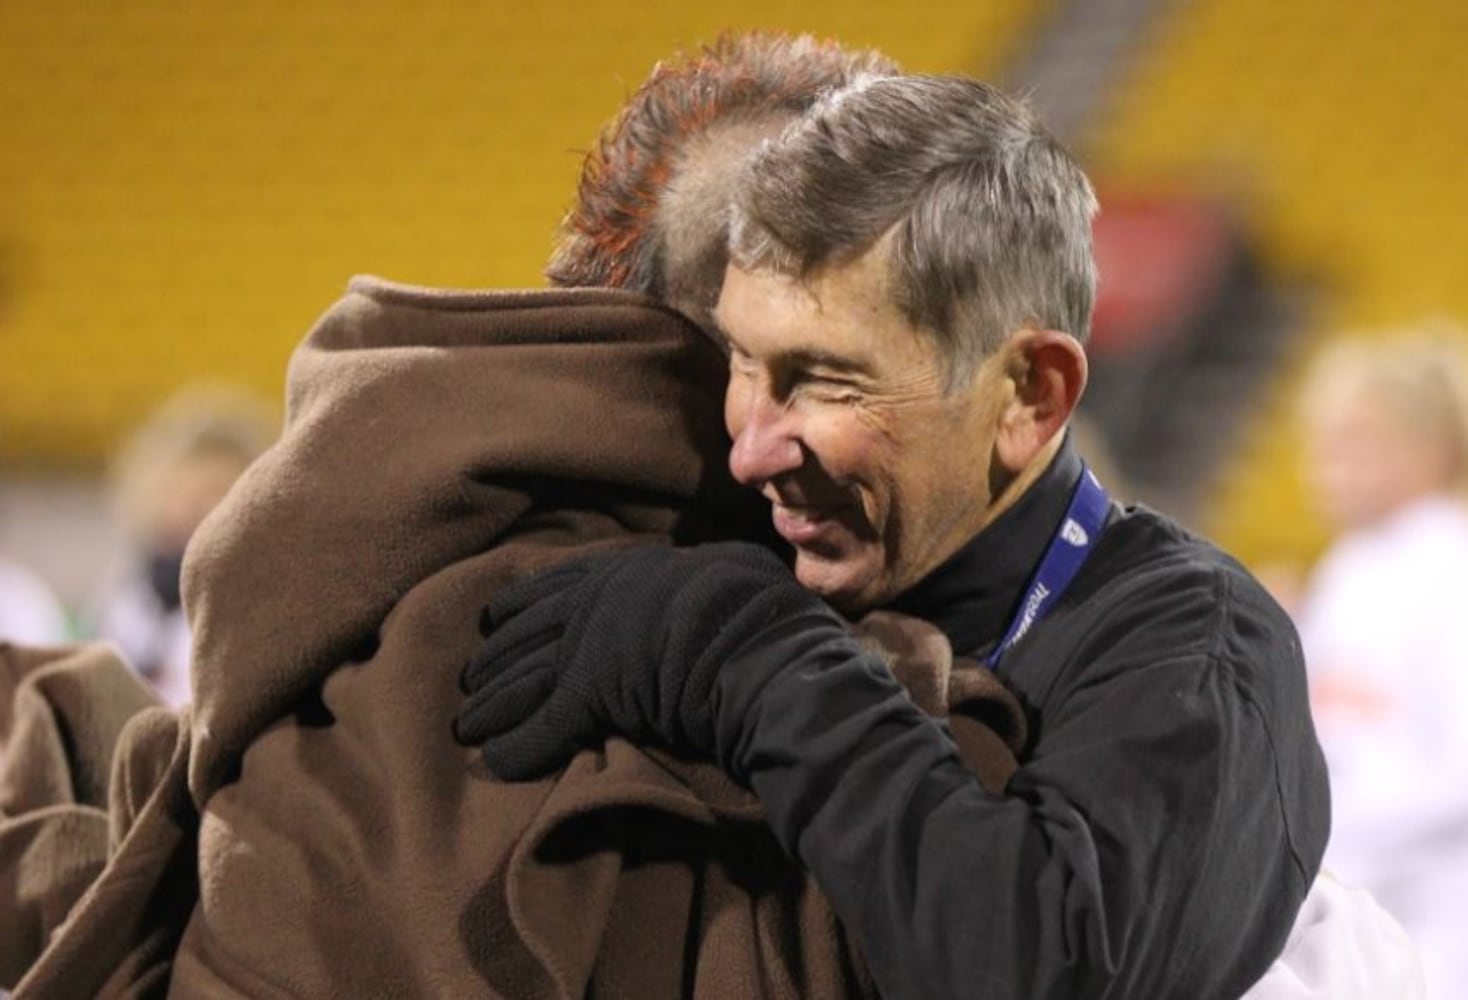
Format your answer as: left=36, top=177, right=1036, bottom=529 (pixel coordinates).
left=455, top=541, right=848, bottom=781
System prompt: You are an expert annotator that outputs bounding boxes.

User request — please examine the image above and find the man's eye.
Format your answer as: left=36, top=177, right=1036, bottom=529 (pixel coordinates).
left=796, top=375, right=861, bottom=403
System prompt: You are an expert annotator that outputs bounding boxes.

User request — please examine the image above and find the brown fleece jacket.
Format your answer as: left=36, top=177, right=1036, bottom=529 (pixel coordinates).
left=2, top=277, right=1026, bottom=999
left=0, top=641, right=160, bottom=987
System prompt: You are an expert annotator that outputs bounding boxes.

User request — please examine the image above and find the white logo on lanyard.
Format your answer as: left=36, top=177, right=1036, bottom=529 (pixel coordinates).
left=1060, top=518, right=1089, bottom=547
left=1010, top=582, right=1051, bottom=644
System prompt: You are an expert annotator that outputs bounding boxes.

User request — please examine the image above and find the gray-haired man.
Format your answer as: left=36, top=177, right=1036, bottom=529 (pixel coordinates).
left=460, top=74, right=1329, bottom=999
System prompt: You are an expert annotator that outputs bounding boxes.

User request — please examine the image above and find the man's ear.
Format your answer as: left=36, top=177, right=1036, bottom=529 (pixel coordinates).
left=993, top=328, right=1088, bottom=473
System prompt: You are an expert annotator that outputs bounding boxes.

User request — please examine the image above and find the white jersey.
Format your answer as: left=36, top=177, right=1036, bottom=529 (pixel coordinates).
left=1297, top=494, right=1468, bottom=998
left=1245, top=872, right=1425, bottom=1000
left=0, top=558, right=68, bottom=646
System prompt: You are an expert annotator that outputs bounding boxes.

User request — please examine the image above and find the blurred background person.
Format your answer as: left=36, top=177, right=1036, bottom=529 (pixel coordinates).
left=1, top=434, right=70, bottom=646
left=1293, top=325, right=1468, bottom=999
left=0, top=547, right=68, bottom=645
left=91, top=385, right=275, bottom=706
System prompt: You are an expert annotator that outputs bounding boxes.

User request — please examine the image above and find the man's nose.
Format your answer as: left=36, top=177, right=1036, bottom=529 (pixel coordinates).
left=727, top=389, right=803, bottom=487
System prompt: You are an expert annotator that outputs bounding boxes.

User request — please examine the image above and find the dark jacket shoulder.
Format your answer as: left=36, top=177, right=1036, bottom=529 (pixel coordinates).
left=1007, top=502, right=1306, bottom=708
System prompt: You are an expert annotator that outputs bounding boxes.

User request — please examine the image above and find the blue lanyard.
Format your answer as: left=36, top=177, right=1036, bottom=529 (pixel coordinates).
left=985, top=464, right=1110, bottom=669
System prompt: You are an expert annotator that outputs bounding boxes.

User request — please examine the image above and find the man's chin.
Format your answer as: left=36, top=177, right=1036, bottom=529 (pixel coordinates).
left=791, top=548, right=883, bottom=614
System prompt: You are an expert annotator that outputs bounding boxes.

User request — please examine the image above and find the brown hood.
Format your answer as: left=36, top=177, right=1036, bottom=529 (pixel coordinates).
left=159, top=277, right=873, bottom=998
left=183, top=277, right=769, bottom=802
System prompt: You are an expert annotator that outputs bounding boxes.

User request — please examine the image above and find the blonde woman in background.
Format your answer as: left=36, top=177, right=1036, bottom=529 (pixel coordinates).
left=92, top=385, right=275, bottom=706
left=1295, top=324, right=1468, bottom=999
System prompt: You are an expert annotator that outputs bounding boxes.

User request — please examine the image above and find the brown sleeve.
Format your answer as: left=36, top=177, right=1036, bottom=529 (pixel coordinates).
left=108, top=706, right=185, bottom=852
left=0, top=641, right=160, bottom=989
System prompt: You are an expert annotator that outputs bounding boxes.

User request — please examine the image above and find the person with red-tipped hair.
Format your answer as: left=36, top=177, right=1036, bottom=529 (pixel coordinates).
left=3, top=34, right=902, bottom=997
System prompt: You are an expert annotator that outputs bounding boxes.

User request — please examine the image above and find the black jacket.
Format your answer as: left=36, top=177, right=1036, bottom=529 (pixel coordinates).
left=726, top=438, right=1330, bottom=999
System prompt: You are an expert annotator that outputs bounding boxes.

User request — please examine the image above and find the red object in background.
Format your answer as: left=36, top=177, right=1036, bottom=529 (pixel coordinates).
left=1089, top=190, right=1239, bottom=355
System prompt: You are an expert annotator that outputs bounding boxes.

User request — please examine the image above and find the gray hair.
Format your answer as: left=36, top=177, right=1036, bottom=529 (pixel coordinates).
left=730, top=74, right=1099, bottom=384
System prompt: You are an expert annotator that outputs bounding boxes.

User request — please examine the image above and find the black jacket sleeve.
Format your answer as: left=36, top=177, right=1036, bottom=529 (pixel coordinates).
left=718, top=554, right=1329, bottom=999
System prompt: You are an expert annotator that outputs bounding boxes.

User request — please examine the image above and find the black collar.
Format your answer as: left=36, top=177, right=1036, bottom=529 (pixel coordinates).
left=887, top=434, right=1084, bottom=658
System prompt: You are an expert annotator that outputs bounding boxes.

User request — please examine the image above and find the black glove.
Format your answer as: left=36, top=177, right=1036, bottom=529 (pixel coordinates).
left=455, top=541, right=847, bottom=781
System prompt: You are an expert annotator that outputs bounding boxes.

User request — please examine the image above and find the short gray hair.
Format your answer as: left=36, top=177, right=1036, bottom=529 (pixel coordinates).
left=730, top=74, right=1099, bottom=384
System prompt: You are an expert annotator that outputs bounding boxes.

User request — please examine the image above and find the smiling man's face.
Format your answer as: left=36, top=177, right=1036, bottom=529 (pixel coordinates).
left=716, top=241, right=1010, bottom=612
